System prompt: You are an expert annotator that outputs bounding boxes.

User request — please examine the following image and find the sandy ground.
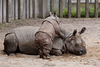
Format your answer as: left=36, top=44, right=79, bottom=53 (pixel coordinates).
left=0, top=18, right=100, bottom=67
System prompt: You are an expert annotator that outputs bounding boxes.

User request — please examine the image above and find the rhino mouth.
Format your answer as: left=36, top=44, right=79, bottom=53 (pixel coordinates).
left=68, top=50, right=86, bottom=55
left=66, top=45, right=87, bottom=55
left=72, top=47, right=87, bottom=55
left=76, top=49, right=86, bottom=55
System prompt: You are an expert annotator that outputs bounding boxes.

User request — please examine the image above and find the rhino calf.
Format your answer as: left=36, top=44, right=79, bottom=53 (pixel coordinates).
left=35, top=12, right=65, bottom=59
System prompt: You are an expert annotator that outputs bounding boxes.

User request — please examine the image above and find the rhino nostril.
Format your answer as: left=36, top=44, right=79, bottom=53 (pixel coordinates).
left=79, top=51, right=82, bottom=54
left=79, top=49, right=87, bottom=55
left=79, top=50, right=84, bottom=54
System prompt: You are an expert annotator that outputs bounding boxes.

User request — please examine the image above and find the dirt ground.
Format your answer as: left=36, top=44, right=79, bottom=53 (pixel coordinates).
left=0, top=18, right=100, bottom=67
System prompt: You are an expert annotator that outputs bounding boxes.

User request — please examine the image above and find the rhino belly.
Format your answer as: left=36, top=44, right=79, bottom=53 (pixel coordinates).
left=19, top=42, right=39, bottom=55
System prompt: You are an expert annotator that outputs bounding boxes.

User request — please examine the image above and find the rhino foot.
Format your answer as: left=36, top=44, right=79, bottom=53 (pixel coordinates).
left=9, top=53, right=16, bottom=56
left=50, top=49, right=62, bottom=56
left=43, top=55, right=50, bottom=59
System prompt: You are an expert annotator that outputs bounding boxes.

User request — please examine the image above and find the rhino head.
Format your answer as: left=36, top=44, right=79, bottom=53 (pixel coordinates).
left=64, top=27, right=87, bottom=55
left=48, top=12, right=60, bottom=24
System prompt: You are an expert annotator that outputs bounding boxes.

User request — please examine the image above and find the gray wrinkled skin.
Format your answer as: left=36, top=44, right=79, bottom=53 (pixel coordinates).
left=4, top=26, right=39, bottom=55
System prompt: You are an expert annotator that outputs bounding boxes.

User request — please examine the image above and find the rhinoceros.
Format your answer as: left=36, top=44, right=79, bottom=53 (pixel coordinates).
left=3, top=26, right=87, bottom=57
left=35, top=13, right=65, bottom=59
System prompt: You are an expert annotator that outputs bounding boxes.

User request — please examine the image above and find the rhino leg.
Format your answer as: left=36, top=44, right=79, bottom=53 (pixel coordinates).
left=50, top=49, right=62, bottom=56
left=51, top=36, right=65, bottom=56
left=4, top=33, right=18, bottom=55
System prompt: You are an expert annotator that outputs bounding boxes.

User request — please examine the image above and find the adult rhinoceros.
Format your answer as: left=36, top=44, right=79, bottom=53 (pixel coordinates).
left=3, top=26, right=87, bottom=58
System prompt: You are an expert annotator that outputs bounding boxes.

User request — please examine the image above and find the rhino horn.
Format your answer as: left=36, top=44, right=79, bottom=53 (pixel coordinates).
left=73, top=30, right=77, bottom=36
left=79, top=27, right=86, bottom=34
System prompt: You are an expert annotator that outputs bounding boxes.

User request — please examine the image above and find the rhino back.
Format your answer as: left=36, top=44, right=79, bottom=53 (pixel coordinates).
left=12, top=26, right=39, bottom=54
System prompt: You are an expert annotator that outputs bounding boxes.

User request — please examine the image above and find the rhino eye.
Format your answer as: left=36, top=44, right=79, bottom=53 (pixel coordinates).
left=75, top=43, right=79, bottom=47
left=71, top=40, right=75, bottom=44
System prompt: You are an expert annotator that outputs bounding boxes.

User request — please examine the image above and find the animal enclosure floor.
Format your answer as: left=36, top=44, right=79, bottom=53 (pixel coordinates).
left=0, top=18, right=100, bottom=67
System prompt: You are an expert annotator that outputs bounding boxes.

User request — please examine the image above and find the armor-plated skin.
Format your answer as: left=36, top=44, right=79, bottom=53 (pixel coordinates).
left=35, top=15, right=65, bottom=58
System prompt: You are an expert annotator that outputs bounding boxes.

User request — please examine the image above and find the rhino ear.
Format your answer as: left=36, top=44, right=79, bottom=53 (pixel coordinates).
left=48, top=12, right=53, bottom=16
left=52, top=11, right=57, bottom=17
left=73, top=30, right=77, bottom=36
left=79, top=27, right=86, bottom=34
